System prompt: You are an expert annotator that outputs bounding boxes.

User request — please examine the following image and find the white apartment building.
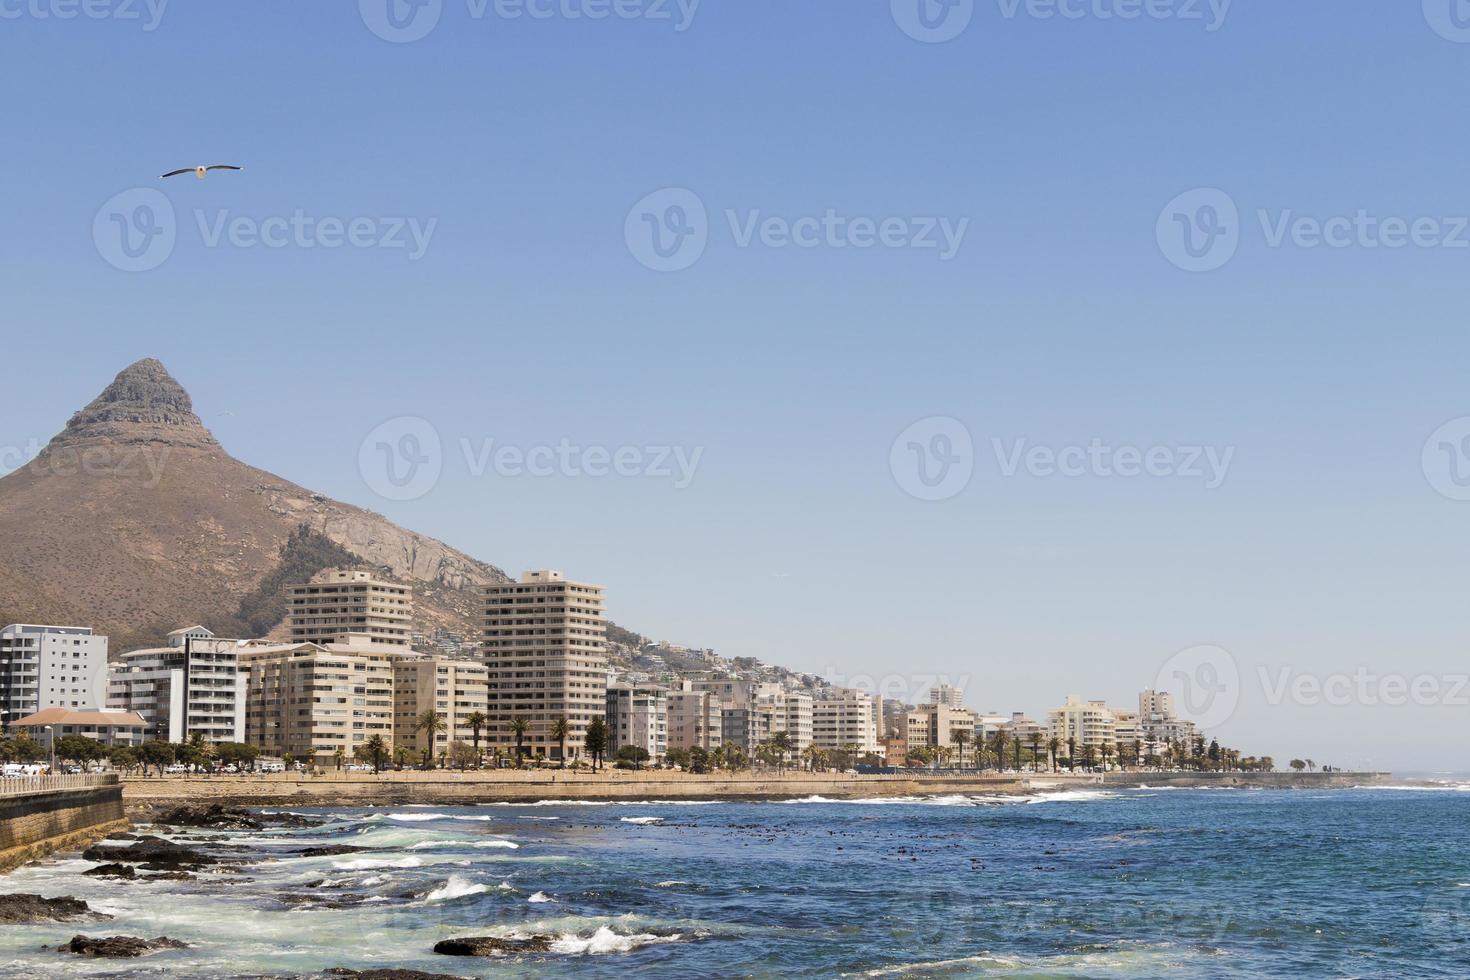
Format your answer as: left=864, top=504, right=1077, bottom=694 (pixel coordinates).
left=904, top=703, right=977, bottom=755
left=0, top=624, right=109, bottom=728
left=812, top=690, right=882, bottom=755
left=759, top=690, right=813, bottom=753
left=720, top=704, right=772, bottom=750
left=606, top=683, right=668, bottom=762
left=1048, top=695, right=1117, bottom=751
left=1138, top=688, right=1199, bottom=747
left=107, top=626, right=248, bottom=743
left=393, top=655, right=490, bottom=760
left=668, top=684, right=723, bottom=752
left=929, top=684, right=965, bottom=709
left=483, top=571, right=607, bottom=761
left=288, top=569, right=413, bottom=648
left=239, top=637, right=408, bottom=765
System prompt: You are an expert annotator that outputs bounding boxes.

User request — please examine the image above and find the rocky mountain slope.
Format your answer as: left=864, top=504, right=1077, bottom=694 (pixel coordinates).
left=0, top=359, right=510, bottom=652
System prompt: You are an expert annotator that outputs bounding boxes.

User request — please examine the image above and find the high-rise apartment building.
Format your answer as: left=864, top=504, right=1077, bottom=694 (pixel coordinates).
left=1048, top=695, right=1117, bottom=750
left=929, top=684, right=965, bottom=709
left=108, top=626, right=247, bottom=743
left=812, top=690, right=882, bottom=754
left=668, top=683, right=722, bottom=752
left=0, top=624, right=109, bottom=728
left=393, top=655, right=490, bottom=760
left=287, top=569, right=412, bottom=648
left=482, top=570, right=607, bottom=761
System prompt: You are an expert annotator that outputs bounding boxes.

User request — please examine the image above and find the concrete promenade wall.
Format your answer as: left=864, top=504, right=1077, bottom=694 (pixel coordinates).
left=0, top=778, right=128, bottom=872
left=119, top=768, right=1394, bottom=808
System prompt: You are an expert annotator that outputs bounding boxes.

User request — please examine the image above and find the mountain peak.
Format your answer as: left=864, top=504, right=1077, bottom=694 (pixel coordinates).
left=51, top=358, right=218, bottom=450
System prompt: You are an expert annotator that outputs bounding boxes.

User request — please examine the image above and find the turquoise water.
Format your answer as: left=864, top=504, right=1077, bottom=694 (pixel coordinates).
left=1, top=784, right=1467, bottom=977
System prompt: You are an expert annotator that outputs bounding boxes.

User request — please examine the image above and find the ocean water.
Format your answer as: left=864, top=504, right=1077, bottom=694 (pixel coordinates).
left=1, top=784, right=1468, bottom=978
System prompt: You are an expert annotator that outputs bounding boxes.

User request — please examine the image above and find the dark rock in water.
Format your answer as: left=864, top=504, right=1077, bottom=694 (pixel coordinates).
left=0, top=894, right=108, bottom=923
left=82, top=864, right=137, bottom=880
left=139, top=861, right=208, bottom=874
left=324, top=970, right=466, bottom=979
left=61, top=934, right=188, bottom=957
left=259, top=812, right=327, bottom=829
left=104, top=832, right=140, bottom=841
left=433, top=936, right=554, bottom=956
left=298, top=845, right=368, bottom=858
left=325, top=969, right=468, bottom=979
left=141, top=870, right=196, bottom=881
left=83, top=835, right=217, bottom=867
left=153, top=803, right=262, bottom=831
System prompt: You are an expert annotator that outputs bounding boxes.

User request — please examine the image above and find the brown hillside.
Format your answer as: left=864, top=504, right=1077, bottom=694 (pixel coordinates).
left=0, top=358, right=510, bottom=652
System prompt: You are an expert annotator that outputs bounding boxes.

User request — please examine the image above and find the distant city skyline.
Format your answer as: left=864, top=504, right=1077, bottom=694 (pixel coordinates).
left=5, top=4, right=1470, bottom=771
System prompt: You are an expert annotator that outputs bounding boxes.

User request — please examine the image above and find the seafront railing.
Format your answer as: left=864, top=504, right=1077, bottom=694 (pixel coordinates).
left=0, top=773, right=120, bottom=796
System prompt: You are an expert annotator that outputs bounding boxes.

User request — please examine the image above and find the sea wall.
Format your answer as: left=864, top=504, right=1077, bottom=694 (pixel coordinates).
left=0, top=777, right=128, bottom=872
left=121, top=770, right=1048, bottom=806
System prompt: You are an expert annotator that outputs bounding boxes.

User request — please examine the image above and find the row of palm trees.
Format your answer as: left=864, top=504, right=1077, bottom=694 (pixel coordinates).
left=916, top=728, right=1269, bottom=774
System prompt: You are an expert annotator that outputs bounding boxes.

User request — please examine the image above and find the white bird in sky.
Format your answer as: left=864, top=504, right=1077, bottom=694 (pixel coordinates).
left=160, top=164, right=244, bottom=180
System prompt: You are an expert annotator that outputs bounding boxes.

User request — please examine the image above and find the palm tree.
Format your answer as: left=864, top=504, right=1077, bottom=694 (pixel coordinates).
left=1131, top=739, right=1143, bottom=771
left=333, top=746, right=345, bottom=771
left=771, top=731, right=793, bottom=772
left=1028, top=732, right=1043, bottom=772
left=1012, top=736, right=1022, bottom=772
left=991, top=727, right=1009, bottom=772
left=1099, top=740, right=1113, bottom=772
left=550, top=716, right=570, bottom=768
left=1067, top=736, right=1077, bottom=772
left=465, top=711, right=487, bottom=767
left=950, top=728, right=970, bottom=770
left=362, top=734, right=388, bottom=774
left=509, top=716, right=530, bottom=766
left=1046, top=736, right=1061, bottom=773
left=415, top=709, right=447, bottom=769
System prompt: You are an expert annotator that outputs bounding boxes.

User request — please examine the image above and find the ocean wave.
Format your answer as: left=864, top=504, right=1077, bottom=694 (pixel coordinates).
left=408, top=838, right=520, bottom=850
left=331, top=856, right=423, bottom=871
left=423, top=875, right=491, bottom=903
left=1355, top=783, right=1470, bottom=792
left=620, top=816, right=663, bottom=824
left=550, top=924, right=683, bottom=955
left=529, top=891, right=555, bottom=903
left=654, top=880, right=689, bottom=888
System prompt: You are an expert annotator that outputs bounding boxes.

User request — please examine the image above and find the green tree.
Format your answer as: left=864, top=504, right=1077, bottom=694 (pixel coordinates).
left=950, top=728, right=970, bottom=769
left=689, top=745, right=711, bottom=774
left=108, top=745, right=141, bottom=774
left=1067, top=737, right=1077, bottom=773
left=1046, top=736, right=1060, bottom=773
left=509, top=716, right=530, bottom=766
left=448, top=740, right=478, bottom=770
left=583, top=716, right=608, bottom=771
left=551, top=716, right=570, bottom=768
left=332, top=746, right=346, bottom=771
left=465, top=712, right=488, bottom=767
left=415, top=709, right=447, bottom=769
left=138, top=740, right=175, bottom=776
left=356, top=734, right=389, bottom=774
left=770, top=731, right=793, bottom=772
left=616, top=745, right=650, bottom=770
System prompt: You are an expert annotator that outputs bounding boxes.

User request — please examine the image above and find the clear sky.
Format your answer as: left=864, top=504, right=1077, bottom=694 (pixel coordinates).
left=3, top=1, right=1469, bottom=771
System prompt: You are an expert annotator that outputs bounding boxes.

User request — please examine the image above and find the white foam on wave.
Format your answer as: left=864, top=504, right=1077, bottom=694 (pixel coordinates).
left=550, top=925, right=680, bottom=955
left=620, top=816, right=663, bottom=824
left=331, top=856, right=423, bottom=871
left=528, top=891, right=555, bottom=903
left=1026, top=789, right=1119, bottom=803
left=408, top=838, right=519, bottom=850
left=384, top=812, right=452, bottom=822
left=422, top=875, right=491, bottom=903
left=654, top=880, right=689, bottom=888
left=1356, top=783, right=1470, bottom=792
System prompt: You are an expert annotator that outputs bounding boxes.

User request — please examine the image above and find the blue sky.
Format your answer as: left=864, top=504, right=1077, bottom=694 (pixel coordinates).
left=4, top=1, right=1470, bottom=770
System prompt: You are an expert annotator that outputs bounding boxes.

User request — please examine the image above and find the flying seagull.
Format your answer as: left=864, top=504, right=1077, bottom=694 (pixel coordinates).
left=160, top=165, right=244, bottom=180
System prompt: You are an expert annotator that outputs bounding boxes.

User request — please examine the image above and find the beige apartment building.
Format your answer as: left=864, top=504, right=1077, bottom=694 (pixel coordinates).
left=903, top=703, right=977, bottom=754
left=667, top=683, right=722, bottom=752
left=812, top=690, right=882, bottom=755
left=393, top=655, right=490, bottom=761
left=287, top=570, right=412, bottom=648
left=239, top=637, right=406, bottom=766
left=1048, top=695, right=1117, bottom=751
left=483, top=570, right=607, bottom=761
